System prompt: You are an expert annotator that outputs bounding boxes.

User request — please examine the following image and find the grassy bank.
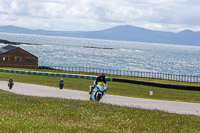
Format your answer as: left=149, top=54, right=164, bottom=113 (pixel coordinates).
left=1, top=72, right=200, bottom=103
left=1, top=67, right=200, bottom=86
left=0, top=89, right=200, bottom=132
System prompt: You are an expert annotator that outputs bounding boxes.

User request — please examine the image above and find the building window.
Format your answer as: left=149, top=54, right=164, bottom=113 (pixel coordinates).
left=26, top=57, right=34, bottom=63
left=15, top=56, right=22, bottom=62
left=3, top=56, right=10, bottom=61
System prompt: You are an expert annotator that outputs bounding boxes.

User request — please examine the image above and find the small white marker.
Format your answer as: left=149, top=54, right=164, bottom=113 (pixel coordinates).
left=149, top=91, right=153, bottom=95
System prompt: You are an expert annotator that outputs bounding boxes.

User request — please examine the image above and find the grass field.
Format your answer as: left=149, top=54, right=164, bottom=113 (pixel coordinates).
left=0, top=89, right=200, bottom=132
left=1, top=72, right=200, bottom=103
left=1, top=70, right=200, bottom=132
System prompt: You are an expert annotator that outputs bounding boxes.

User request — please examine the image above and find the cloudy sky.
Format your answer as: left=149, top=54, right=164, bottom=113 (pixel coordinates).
left=0, top=0, right=200, bottom=32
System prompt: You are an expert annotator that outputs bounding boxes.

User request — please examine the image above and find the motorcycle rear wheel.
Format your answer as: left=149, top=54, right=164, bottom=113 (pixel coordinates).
left=9, top=85, right=12, bottom=89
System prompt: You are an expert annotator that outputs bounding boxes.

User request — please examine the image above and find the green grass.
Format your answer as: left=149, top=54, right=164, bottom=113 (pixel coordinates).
left=1, top=67, right=200, bottom=86
left=0, top=89, right=200, bottom=132
left=1, top=72, right=200, bottom=103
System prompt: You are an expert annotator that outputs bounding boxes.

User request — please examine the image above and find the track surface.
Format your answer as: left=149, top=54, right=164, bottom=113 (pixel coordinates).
left=0, top=81, right=200, bottom=116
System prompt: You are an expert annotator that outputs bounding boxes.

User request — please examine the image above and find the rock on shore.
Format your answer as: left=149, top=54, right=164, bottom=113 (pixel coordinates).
left=0, top=39, right=41, bottom=45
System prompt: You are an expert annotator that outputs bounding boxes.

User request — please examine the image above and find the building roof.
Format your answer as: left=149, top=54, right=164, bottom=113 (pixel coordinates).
left=0, top=45, right=18, bottom=55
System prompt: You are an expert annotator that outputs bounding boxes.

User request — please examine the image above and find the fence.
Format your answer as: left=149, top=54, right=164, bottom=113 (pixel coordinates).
left=48, top=66, right=200, bottom=83
left=0, top=64, right=200, bottom=83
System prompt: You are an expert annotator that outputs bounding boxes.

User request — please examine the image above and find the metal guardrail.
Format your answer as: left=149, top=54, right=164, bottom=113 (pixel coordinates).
left=0, top=65, right=200, bottom=83
left=112, top=78, right=200, bottom=90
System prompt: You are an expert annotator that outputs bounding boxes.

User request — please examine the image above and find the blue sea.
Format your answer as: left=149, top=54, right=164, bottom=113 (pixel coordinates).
left=0, top=32, right=200, bottom=76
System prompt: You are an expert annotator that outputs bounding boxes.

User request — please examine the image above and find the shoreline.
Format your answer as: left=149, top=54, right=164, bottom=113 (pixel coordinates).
left=0, top=39, right=41, bottom=45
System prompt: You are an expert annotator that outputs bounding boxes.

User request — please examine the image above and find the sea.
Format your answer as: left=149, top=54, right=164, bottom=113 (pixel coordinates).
left=0, top=32, right=200, bottom=76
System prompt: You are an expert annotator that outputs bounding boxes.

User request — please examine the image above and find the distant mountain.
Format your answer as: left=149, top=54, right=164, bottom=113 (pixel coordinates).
left=0, top=25, right=200, bottom=46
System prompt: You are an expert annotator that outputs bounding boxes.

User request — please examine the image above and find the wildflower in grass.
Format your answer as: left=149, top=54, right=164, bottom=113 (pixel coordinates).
left=28, top=112, right=31, bottom=115
left=117, top=112, right=121, bottom=115
left=40, top=103, right=50, bottom=107
left=170, top=114, right=176, bottom=117
left=80, top=107, right=86, bottom=110
left=114, top=112, right=121, bottom=115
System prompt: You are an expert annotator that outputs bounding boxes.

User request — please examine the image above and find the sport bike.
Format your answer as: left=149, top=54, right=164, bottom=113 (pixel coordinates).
left=59, top=82, right=64, bottom=89
left=8, top=82, right=14, bottom=89
left=90, top=82, right=107, bottom=101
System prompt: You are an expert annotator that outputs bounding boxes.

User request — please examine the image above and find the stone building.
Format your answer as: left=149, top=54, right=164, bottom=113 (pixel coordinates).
left=0, top=45, right=38, bottom=68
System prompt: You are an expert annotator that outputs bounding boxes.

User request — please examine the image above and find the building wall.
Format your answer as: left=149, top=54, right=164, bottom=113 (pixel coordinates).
left=0, top=48, right=38, bottom=68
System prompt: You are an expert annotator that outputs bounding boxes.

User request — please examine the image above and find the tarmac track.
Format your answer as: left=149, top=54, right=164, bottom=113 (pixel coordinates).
left=0, top=81, right=200, bottom=116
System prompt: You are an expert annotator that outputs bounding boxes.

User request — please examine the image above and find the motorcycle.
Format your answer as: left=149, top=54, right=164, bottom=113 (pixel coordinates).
left=90, top=82, right=107, bottom=101
left=59, top=81, right=64, bottom=89
left=8, top=82, right=14, bottom=89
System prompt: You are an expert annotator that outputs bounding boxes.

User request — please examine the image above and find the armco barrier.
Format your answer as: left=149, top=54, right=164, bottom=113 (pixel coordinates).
left=112, top=78, right=200, bottom=91
left=0, top=69, right=111, bottom=81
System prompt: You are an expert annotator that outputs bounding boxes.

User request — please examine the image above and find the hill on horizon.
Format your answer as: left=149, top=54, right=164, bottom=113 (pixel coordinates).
left=0, top=25, right=200, bottom=46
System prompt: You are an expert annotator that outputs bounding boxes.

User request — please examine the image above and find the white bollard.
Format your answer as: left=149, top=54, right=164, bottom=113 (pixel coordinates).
left=149, top=91, right=153, bottom=95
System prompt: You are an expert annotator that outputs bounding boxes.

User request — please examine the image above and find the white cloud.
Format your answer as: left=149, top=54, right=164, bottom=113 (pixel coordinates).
left=0, top=0, right=200, bottom=31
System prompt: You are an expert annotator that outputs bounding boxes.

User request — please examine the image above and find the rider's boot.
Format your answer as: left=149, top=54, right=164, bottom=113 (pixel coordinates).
left=89, top=86, right=94, bottom=94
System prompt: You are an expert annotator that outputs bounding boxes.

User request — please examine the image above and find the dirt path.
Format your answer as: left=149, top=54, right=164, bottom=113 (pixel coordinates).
left=0, top=81, right=200, bottom=116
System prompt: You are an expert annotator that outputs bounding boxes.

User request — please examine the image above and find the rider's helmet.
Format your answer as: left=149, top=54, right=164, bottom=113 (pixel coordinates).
left=10, top=77, right=12, bottom=80
left=100, top=73, right=106, bottom=78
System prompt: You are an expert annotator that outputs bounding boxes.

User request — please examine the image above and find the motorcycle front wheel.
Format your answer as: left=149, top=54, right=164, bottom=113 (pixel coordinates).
left=96, top=93, right=102, bottom=101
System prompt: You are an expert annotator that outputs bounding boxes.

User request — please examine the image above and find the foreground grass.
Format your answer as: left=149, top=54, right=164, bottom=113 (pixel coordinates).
left=1, top=67, right=200, bottom=86
left=0, top=90, right=200, bottom=132
left=1, top=72, right=200, bottom=103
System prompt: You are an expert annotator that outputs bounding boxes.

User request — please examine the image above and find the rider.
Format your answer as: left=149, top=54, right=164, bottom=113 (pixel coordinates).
left=59, top=78, right=64, bottom=89
left=89, top=73, right=107, bottom=94
left=8, top=77, right=14, bottom=86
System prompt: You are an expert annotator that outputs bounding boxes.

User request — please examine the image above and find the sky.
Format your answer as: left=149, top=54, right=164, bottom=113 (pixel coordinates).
left=0, top=0, right=200, bottom=32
